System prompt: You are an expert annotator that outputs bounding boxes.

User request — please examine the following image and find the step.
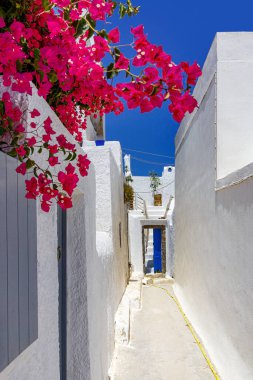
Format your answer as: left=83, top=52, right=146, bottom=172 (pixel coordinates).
left=147, top=209, right=165, bottom=215
left=145, top=254, right=153, bottom=261
left=146, top=248, right=153, bottom=255
left=147, top=206, right=165, bottom=209
left=145, top=259, right=154, bottom=268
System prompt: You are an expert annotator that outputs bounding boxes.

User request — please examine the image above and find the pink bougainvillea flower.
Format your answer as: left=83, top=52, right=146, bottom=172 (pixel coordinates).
left=143, top=67, right=159, bottom=84
left=9, top=20, right=26, bottom=41
left=15, top=124, right=25, bottom=133
left=30, top=108, right=41, bottom=118
left=131, top=25, right=144, bottom=38
left=25, top=177, right=38, bottom=199
left=89, top=0, right=114, bottom=21
left=41, top=201, right=51, bottom=212
left=0, top=18, right=5, bottom=28
left=16, top=162, right=27, bottom=175
left=48, top=144, right=58, bottom=155
left=26, top=136, right=37, bottom=147
left=58, top=195, right=73, bottom=210
left=16, top=145, right=26, bottom=157
left=69, top=9, right=81, bottom=21
left=115, top=53, right=130, bottom=70
left=48, top=156, right=59, bottom=166
left=168, top=103, right=185, bottom=123
left=66, top=163, right=75, bottom=174
left=77, top=154, right=90, bottom=177
left=140, top=99, right=154, bottom=113
left=181, top=61, right=202, bottom=85
left=58, top=170, right=79, bottom=196
left=108, top=27, right=120, bottom=43
left=38, top=173, right=51, bottom=189
left=12, top=73, right=33, bottom=95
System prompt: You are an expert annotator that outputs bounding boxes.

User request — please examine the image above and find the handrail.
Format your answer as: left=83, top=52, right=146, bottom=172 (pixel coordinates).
left=133, top=192, right=148, bottom=219
left=159, top=196, right=174, bottom=219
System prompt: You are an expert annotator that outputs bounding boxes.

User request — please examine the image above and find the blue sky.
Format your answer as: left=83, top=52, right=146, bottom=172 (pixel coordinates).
left=106, top=0, right=253, bottom=175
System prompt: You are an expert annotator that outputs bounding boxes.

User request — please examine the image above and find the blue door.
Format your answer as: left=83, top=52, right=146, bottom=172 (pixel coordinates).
left=153, top=228, right=162, bottom=272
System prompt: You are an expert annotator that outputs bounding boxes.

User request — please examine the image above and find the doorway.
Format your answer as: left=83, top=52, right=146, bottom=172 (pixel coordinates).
left=142, top=226, right=166, bottom=275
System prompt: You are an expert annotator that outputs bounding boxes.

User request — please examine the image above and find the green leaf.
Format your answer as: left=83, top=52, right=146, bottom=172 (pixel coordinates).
left=150, top=85, right=159, bottom=96
left=16, top=60, right=23, bottom=72
left=34, top=48, right=40, bottom=59
left=38, top=146, right=43, bottom=154
left=106, top=62, right=116, bottom=79
left=26, top=159, right=35, bottom=169
left=119, top=4, right=126, bottom=18
left=65, top=152, right=72, bottom=161
left=45, top=170, right=52, bottom=179
left=74, top=17, right=87, bottom=38
left=99, top=29, right=108, bottom=39
left=113, top=47, right=121, bottom=59
left=7, top=149, right=17, bottom=158
left=87, top=27, right=94, bottom=39
left=0, top=100, right=5, bottom=115
left=33, top=167, right=38, bottom=178
left=48, top=71, right=58, bottom=84
left=70, top=151, right=77, bottom=161
left=42, top=0, right=50, bottom=10
left=39, top=70, right=44, bottom=82
left=0, top=127, right=5, bottom=137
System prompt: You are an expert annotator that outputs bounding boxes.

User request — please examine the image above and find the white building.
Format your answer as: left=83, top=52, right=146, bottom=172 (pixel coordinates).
left=124, top=154, right=175, bottom=207
left=174, top=32, right=253, bottom=380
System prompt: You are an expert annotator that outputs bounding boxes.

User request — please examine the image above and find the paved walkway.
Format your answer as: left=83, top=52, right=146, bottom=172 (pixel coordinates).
left=112, top=282, right=214, bottom=380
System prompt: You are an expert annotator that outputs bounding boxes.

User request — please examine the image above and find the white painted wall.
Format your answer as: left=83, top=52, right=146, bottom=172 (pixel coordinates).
left=132, top=176, right=153, bottom=205
left=174, top=33, right=253, bottom=380
left=132, top=167, right=175, bottom=207
left=160, top=166, right=175, bottom=207
left=216, top=33, right=253, bottom=179
left=84, top=142, right=129, bottom=380
left=128, top=211, right=145, bottom=277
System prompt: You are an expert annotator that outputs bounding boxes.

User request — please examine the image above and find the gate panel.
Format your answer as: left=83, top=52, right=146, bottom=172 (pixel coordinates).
left=0, top=152, right=38, bottom=371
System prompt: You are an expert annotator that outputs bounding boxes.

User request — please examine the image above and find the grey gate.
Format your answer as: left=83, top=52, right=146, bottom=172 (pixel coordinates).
left=0, top=152, right=38, bottom=371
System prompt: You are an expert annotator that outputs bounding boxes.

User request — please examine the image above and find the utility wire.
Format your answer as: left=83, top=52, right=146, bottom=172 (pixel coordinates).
left=133, top=179, right=175, bottom=193
left=123, top=147, right=175, bottom=159
left=130, top=155, right=173, bottom=166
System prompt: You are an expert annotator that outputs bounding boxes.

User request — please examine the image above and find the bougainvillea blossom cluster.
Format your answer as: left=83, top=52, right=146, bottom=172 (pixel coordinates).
left=0, top=0, right=201, bottom=212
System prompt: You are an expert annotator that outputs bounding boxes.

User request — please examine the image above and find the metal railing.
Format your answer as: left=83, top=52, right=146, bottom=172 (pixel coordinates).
left=133, top=192, right=148, bottom=219
left=159, top=196, right=174, bottom=219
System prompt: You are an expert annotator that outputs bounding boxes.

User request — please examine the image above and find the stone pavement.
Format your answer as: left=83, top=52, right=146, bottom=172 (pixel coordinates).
left=111, top=281, right=214, bottom=380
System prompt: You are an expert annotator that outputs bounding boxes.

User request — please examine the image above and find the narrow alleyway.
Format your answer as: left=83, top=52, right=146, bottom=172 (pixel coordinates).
left=112, top=280, right=214, bottom=380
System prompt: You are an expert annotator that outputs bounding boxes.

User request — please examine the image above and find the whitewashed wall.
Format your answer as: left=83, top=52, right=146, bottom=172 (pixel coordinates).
left=132, top=167, right=175, bottom=207
left=160, top=166, right=175, bottom=207
left=132, top=176, right=153, bottom=205
left=174, top=32, right=253, bottom=380
left=85, top=142, right=129, bottom=380
left=128, top=211, right=145, bottom=277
